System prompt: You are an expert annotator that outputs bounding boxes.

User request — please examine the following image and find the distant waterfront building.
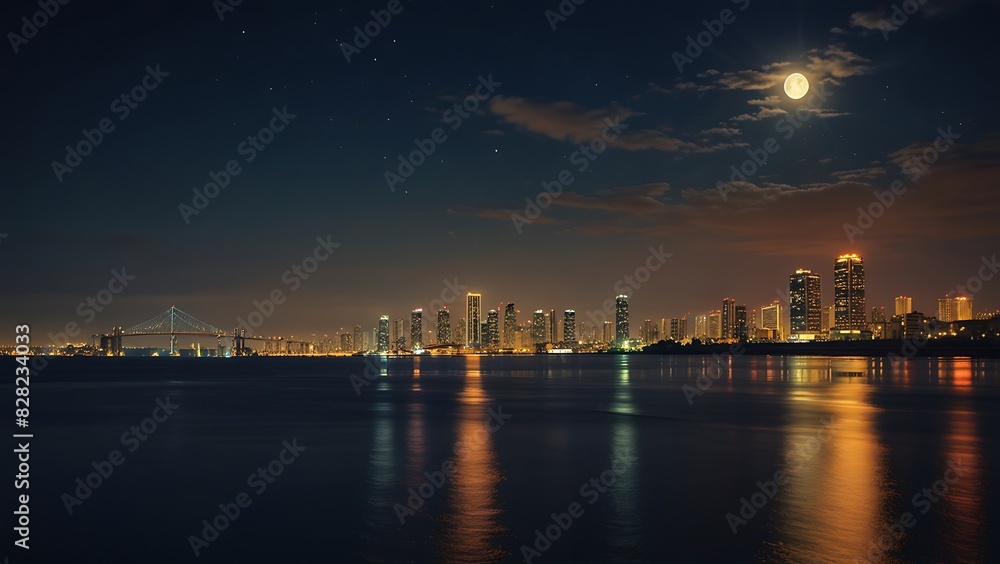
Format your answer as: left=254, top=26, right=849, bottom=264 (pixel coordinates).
left=353, top=325, right=362, bottom=352
left=456, top=318, right=466, bottom=346
left=615, top=295, right=630, bottom=345
left=722, top=298, right=734, bottom=339
left=939, top=295, right=973, bottom=322
left=391, top=318, right=405, bottom=350
left=895, top=296, right=913, bottom=317
left=695, top=315, right=707, bottom=339
left=761, top=301, right=782, bottom=340
left=641, top=319, right=655, bottom=343
left=602, top=321, right=614, bottom=344
left=377, top=315, right=390, bottom=353
left=563, top=310, right=576, bottom=344
left=734, top=306, right=748, bottom=341
left=670, top=317, right=687, bottom=341
left=485, top=309, right=500, bottom=347
left=504, top=303, right=517, bottom=348
left=467, top=293, right=482, bottom=347
left=436, top=309, right=451, bottom=344
left=708, top=310, right=722, bottom=339
left=532, top=310, right=546, bottom=344
left=834, top=254, right=866, bottom=330
left=822, top=305, right=835, bottom=333
left=339, top=333, right=352, bottom=352
left=410, top=309, right=423, bottom=349
left=548, top=310, right=557, bottom=343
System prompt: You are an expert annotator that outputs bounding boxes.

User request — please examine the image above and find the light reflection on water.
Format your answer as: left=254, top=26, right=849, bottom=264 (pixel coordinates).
left=353, top=355, right=997, bottom=562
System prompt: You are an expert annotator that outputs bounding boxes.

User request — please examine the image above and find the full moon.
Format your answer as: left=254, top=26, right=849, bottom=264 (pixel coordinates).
left=784, top=73, right=809, bottom=100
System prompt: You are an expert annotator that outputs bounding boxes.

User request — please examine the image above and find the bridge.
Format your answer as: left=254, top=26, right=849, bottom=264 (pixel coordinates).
left=101, top=306, right=311, bottom=356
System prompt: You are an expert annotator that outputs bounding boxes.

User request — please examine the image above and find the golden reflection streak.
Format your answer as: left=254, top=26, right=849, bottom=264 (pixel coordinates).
left=440, top=355, right=506, bottom=562
left=939, top=358, right=984, bottom=561
left=770, top=378, right=890, bottom=562
left=605, top=356, right=642, bottom=557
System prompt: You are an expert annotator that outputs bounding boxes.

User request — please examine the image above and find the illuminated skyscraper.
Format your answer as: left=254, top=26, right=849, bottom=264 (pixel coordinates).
left=602, top=321, right=614, bottom=344
left=353, top=325, right=362, bottom=352
left=722, top=298, right=734, bottom=339
left=790, top=269, right=822, bottom=334
left=410, top=309, right=423, bottom=349
left=761, top=301, right=782, bottom=339
left=615, top=295, right=630, bottom=345
left=822, top=305, right=835, bottom=333
left=563, top=310, right=576, bottom=344
left=392, top=318, right=405, bottom=350
left=708, top=310, right=722, bottom=339
left=548, top=309, right=557, bottom=343
left=641, top=319, right=654, bottom=343
left=939, top=296, right=973, bottom=322
left=485, top=310, right=500, bottom=347
left=503, top=303, right=517, bottom=348
left=834, top=254, right=866, bottom=330
left=895, top=296, right=913, bottom=317
left=532, top=310, right=546, bottom=344
left=436, top=308, right=451, bottom=344
left=377, top=315, right=390, bottom=353
left=695, top=315, right=707, bottom=339
left=670, top=317, right=687, bottom=341
left=466, top=293, right=482, bottom=347
left=734, top=306, right=748, bottom=340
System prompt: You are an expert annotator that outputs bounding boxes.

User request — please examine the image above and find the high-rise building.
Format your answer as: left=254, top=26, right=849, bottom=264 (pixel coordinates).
left=548, top=310, right=557, bottom=343
left=377, top=315, right=390, bottom=353
left=734, top=306, right=748, bottom=341
left=722, top=298, right=734, bottom=339
left=895, top=296, right=913, bottom=317
left=615, top=295, right=630, bottom=345
left=790, top=269, right=822, bottom=334
left=485, top=309, right=500, bottom=347
left=834, top=254, right=866, bottom=330
left=695, top=315, right=707, bottom=339
left=940, top=296, right=973, bottom=322
left=670, top=317, right=687, bottom=341
left=353, top=325, right=362, bottom=352
left=436, top=308, right=451, bottom=344
left=708, top=310, right=722, bottom=339
left=503, top=303, right=517, bottom=348
left=822, top=305, right=835, bottom=333
left=761, top=301, right=782, bottom=340
left=456, top=318, right=466, bottom=345
left=532, top=310, right=546, bottom=344
left=467, top=293, right=482, bottom=347
left=391, top=318, right=405, bottom=350
left=602, top=321, right=614, bottom=344
left=410, top=309, right=423, bottom=349
left=641, top=319, right=654, bottom=343
left=563, top=310, right=576, bottom=344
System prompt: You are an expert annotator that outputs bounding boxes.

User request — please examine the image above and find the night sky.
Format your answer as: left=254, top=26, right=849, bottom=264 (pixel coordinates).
left=3, top=0, right=999, bottom=341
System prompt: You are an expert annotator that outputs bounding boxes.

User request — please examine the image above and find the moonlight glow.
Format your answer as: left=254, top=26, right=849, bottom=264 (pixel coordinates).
left=784, top=73, right=809, bottom=99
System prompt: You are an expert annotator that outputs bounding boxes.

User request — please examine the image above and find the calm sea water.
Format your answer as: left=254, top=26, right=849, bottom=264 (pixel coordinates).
left=14, top=355, right=1000, bottom=563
